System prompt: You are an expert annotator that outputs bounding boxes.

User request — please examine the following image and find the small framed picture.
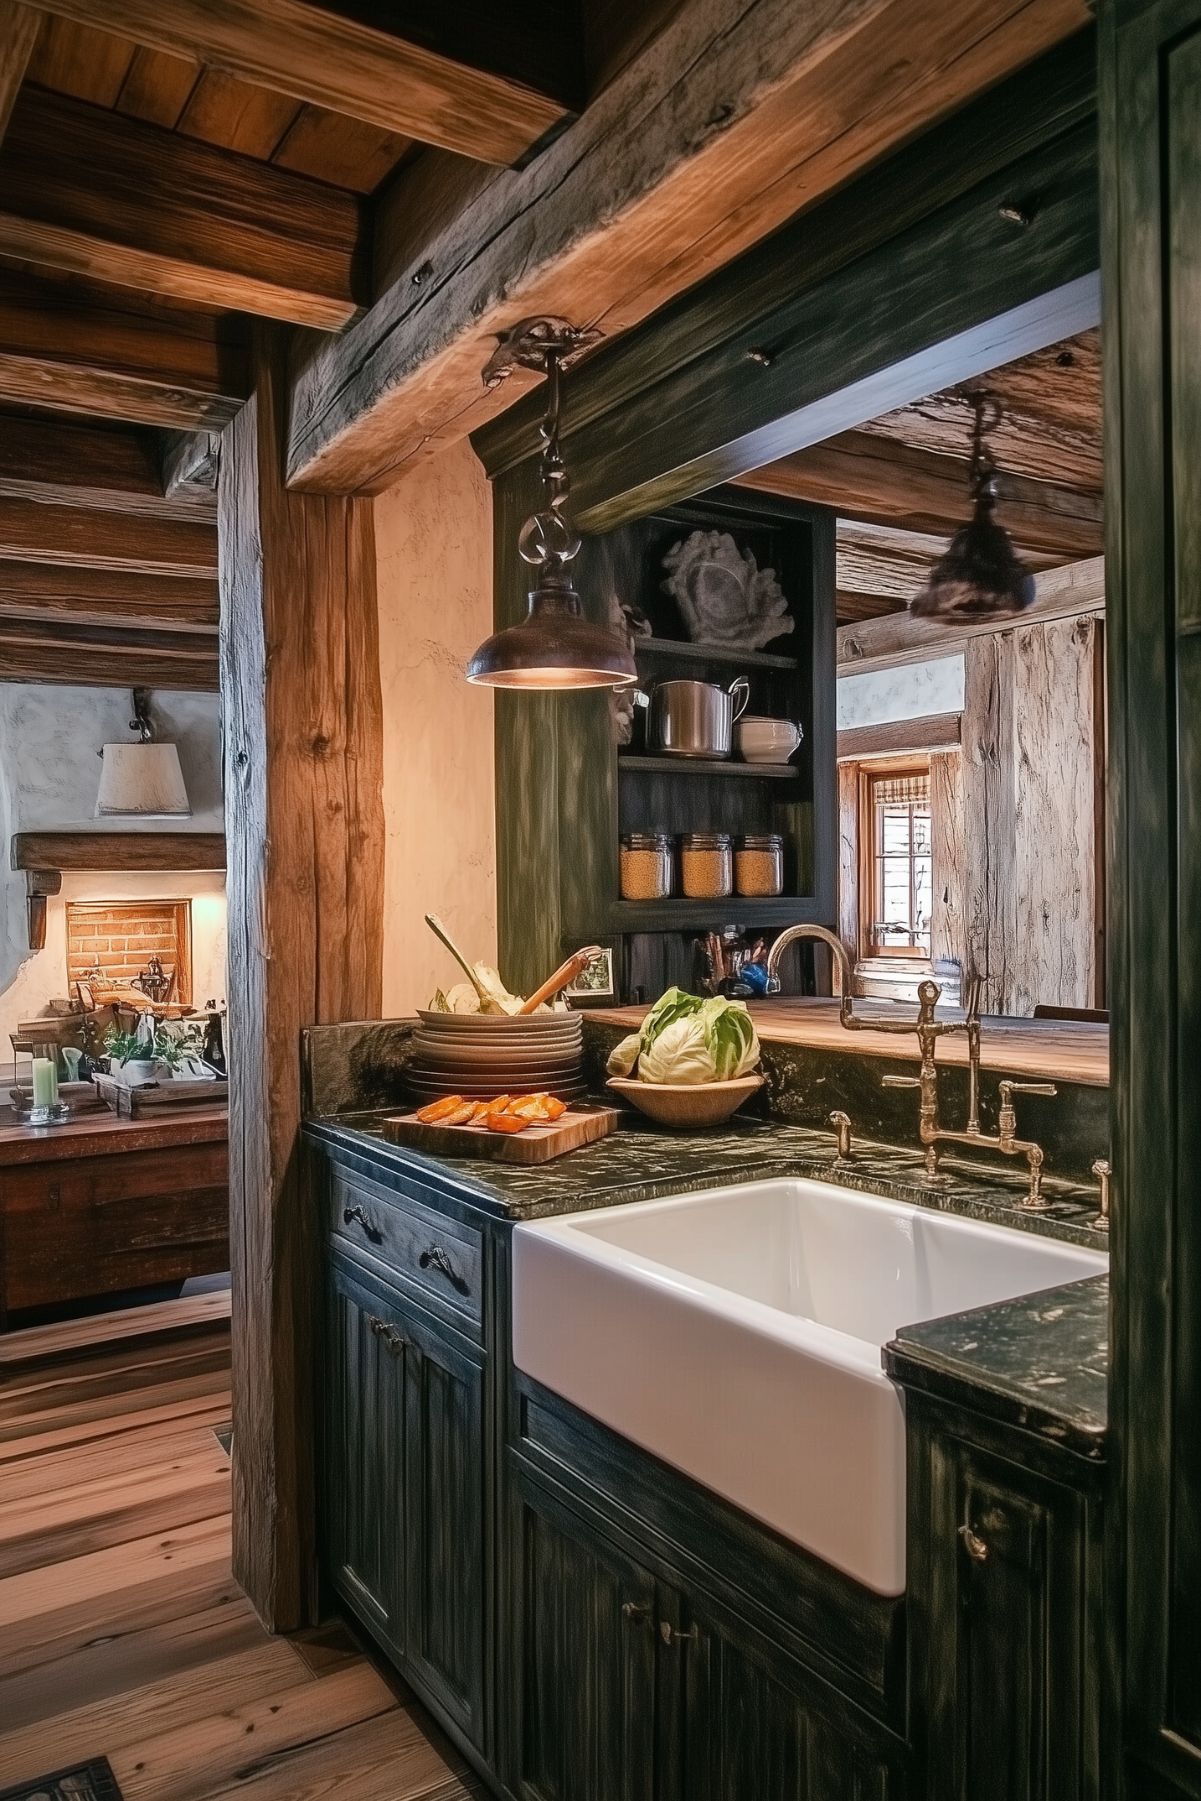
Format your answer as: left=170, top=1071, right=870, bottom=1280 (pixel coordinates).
left=565, top=945, right=616, bottom=1005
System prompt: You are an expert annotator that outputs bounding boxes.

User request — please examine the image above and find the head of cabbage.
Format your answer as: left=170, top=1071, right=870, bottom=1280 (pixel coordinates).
left=606, top=987, right=760, bottom=1085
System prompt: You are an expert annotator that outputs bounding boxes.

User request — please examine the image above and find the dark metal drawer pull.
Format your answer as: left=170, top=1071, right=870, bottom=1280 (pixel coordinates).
left=660, top=1621, right=699, bottom=1646
left=368, top=1316, right=404, bottom=1353
left=342, top=1203, right=382, bottom=1244
left=418, top=1244, right=469, bottom=1294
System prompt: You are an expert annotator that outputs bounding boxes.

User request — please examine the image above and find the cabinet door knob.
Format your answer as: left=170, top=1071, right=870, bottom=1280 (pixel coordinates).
left=419, top=1245, right=469, bottom=1294
left=621, top=1601, right=650, bottom=1624
left=659, top=1621, right=699, bottom=1646
left=343, top=1204, right=382, bottom=1244
left=959, top=1524, right=990, bottom=1563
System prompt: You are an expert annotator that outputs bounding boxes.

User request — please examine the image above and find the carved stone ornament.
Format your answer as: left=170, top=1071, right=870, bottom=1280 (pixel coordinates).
left=661, top=530, right=794, bottom=649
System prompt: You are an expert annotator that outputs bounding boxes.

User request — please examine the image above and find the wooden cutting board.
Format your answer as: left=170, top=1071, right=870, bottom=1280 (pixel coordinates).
left=381, top=1103, right=619, bottom=1165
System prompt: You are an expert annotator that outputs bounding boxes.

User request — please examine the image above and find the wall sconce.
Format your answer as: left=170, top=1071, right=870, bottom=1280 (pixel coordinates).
left=96, top=688, right=192, bottom=818
left=466, top=317, right=639, bottom=691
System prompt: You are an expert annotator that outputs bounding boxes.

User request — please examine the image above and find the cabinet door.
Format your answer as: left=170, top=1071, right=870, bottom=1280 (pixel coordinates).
left=403, top=1308, right=487, bottom=1746
left=322, top=1260, right=409, bottom=1653
left=676, top=1595, right=905, bottom=1801
left=508, top=1475, right=657, bottom=1801
left=916, top=1433, right=1097, bottom=1801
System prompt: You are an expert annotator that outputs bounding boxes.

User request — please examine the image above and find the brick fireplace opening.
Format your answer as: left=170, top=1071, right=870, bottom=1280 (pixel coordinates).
left=66, top=899, right=193, bottom=1005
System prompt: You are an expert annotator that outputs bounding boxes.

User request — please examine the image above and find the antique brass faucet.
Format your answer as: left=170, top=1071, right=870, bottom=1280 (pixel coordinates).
left=764, top=927, right=1057, bottom=1207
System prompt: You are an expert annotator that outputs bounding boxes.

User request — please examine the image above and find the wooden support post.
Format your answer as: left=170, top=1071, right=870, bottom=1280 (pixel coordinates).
left=219, top=326, right=383, bottom=1631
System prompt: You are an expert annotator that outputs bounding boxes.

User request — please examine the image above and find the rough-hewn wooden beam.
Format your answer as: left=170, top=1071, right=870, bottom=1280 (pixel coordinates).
left=161, top=428, right=221, bottom=499
left=837, top=711, right=962, bottom=760
left=0, top=558, right=218, bottom=630
left=287, top=0, right=1091, bottom=492
left=738, top=431, right=1103, bottom=559
left=0, top=495, right=215, bottom=576
left=30, top=0, right=577, bottom=164
left=0, top=3, right=39, bottom=144
left=0, top=618, right=219, bottom=688
left=13, top=829, right=225, bottom=873
left=0, top=267, right=249, bottom=428
left=837, top=555, right=1105, bottom=672
left=221, top=325, right=383, bottom=1632
left=0, top=90, right=366, bottom=328
left=0, top=411, right=216, bottom=520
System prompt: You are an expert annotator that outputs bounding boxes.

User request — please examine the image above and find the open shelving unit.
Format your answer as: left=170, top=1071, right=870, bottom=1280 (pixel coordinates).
left=564, top=486, right=838, bottom=999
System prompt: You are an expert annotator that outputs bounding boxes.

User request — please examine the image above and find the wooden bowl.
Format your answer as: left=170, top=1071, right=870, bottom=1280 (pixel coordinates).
left=606, top=1073, right=766, bottom=1128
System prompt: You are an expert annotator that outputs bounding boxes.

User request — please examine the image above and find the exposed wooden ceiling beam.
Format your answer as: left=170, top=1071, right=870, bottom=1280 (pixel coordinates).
left=0, top=4, right=39, bottom=143
left=0, top=410, right=216, bottom=519
left=0, top=557, right=218, bottom=629
left=28, top=0, right=578, bottom=164
left=0, top=495, right=216, bottom=576
left=836, top=518, right=1058, bottom=608
left=286, top=0, right=1090, bottom=493
left=837, top=555, right=1105, bottom=673
left=837, top=711, right=962, bottom=760
left=0, top=267, right=248, bottom=427
left=739, top=431, right=1103, bottom=560
left=0, top=616, right=219, bottom=688
left=0, top=90, right=366, bottom=327
left=836, top=591, right=907, bottom=625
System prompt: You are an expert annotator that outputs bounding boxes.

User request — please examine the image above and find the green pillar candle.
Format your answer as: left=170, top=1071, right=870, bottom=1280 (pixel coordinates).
left=31, top=1054, right=58, bottom=1109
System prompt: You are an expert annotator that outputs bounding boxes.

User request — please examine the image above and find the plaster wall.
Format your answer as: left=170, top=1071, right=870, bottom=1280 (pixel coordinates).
left=374, top=439, right=498, bottom=1016
left=836, top=653, right=965, bottom=729
left=0, top=685, right=225, bottom=1054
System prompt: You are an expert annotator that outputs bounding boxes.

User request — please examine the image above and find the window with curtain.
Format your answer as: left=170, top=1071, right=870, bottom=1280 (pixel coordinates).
left=863, top=765, right=932, bottom=956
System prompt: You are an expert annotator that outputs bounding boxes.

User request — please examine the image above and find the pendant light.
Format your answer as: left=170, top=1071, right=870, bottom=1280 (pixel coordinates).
left=910, top=393, right=1036, bottom=620
left=96, top=688, right=191, bottom=818
left=467, top=317, right=638, bottom=690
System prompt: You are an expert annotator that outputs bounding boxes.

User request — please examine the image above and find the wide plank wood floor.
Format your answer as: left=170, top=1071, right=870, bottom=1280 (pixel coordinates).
left=0, top=1307, right=477, bottom=1801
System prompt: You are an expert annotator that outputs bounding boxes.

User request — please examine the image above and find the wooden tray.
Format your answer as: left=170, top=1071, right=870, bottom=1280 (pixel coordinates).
left=381, top=1103, right=619, bottom=1165
left=94, top=1074, right=229, bottom=1116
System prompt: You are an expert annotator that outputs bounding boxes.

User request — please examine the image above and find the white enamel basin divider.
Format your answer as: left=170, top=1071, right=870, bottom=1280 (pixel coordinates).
left=511, top=1178, right=1108, bottom=1595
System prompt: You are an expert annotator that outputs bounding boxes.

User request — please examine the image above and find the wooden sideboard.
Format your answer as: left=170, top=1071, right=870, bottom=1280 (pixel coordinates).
left=0, top=1105, right=228, bottom=1328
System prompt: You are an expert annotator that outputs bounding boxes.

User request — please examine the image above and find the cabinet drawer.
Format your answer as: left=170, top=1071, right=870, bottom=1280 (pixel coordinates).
left=327, top=1168, right=484, bottom=1333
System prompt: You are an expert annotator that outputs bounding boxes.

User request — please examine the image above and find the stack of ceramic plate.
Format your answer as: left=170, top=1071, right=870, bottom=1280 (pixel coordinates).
left=408, top=1010, right=585, bottom=1102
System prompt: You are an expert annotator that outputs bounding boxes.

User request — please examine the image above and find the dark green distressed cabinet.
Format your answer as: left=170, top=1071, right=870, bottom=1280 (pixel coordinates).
left=322, top=1258, right=409, bottom=1654
left=508, top=1474, right=657, bottom=1801
left=904, top=1394, right=1104, bottom=1801
left=320, top=1249, right=487, bottom=1749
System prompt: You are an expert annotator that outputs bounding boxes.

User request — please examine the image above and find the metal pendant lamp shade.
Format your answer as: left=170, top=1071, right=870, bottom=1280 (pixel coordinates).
left=467, top=318, right=637, bottom=691
left=96, top=690, right=192, bottom=817
left=911, top=394, right=1036, bottom=621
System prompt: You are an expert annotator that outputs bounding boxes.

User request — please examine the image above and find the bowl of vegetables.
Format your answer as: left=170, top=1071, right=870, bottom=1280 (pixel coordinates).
left=605, top=988, right=765, bottom=1128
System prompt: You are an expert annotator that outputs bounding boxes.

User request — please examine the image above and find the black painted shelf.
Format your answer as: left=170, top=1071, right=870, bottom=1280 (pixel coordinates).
left=636, top=636, right=799, bottom=671
left=608, top=894, right=820, bottom=932
left=618, top=754, right=799, bottom=780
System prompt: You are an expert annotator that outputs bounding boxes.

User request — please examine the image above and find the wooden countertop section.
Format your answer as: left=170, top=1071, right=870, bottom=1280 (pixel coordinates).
left=0, top=1103, right=228, bottom=1166
left=593, top=998, right=1109, bottom=1088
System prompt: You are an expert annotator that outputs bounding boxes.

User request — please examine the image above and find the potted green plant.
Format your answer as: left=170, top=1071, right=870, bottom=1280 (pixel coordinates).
left=104, top=1026, right=156, bottom=1087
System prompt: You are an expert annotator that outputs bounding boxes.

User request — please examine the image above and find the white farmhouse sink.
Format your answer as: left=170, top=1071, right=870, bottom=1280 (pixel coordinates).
left=511, top=1178, right=1107, bottom=1595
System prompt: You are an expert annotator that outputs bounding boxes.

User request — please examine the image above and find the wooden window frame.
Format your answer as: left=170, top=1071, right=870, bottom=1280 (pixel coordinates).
left=857, top=756, right=933, bottom=963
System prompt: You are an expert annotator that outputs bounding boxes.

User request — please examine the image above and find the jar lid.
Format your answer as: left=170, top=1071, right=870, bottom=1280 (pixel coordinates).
left=680, top=832, right=733, bottom=849
left=737, top=833, right=784, bottom=850
left=621, top=832, right=673, bottom=849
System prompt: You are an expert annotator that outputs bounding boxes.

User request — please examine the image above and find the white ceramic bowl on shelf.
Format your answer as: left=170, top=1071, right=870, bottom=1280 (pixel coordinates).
left=736, top=716, right=803, bottom=765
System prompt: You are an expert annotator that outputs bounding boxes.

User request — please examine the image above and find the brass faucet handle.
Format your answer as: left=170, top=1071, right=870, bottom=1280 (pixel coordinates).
left=1091, top=1157, right=1111, bottom=1232
left=828, top=1111, right=853, bottom=1160
left=882, top=1074, right=921, bottom=1090
left=999, top=1080, right=1058, bottom=1102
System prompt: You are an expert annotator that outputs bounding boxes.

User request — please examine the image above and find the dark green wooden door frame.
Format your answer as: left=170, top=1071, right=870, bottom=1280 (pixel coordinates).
left=474, top=31, right=1100, bottom=531
left=475, top=30, right=1101, bottom=996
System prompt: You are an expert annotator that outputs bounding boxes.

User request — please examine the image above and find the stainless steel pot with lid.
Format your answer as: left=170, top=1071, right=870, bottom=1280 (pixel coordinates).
left=634, top=677, right=750, bottom=758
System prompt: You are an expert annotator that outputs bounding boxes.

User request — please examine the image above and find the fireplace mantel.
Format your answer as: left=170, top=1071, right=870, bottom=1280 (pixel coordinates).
left=10, top=831, right=226, bottom=950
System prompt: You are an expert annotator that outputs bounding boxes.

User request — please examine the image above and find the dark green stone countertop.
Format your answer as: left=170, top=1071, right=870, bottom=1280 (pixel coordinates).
left=884, top=1274, right=1108, bottom=1460
left=306, top=1109, right=1110, bottom=1454
left=305, top=1109, right=1106, bottom=1242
